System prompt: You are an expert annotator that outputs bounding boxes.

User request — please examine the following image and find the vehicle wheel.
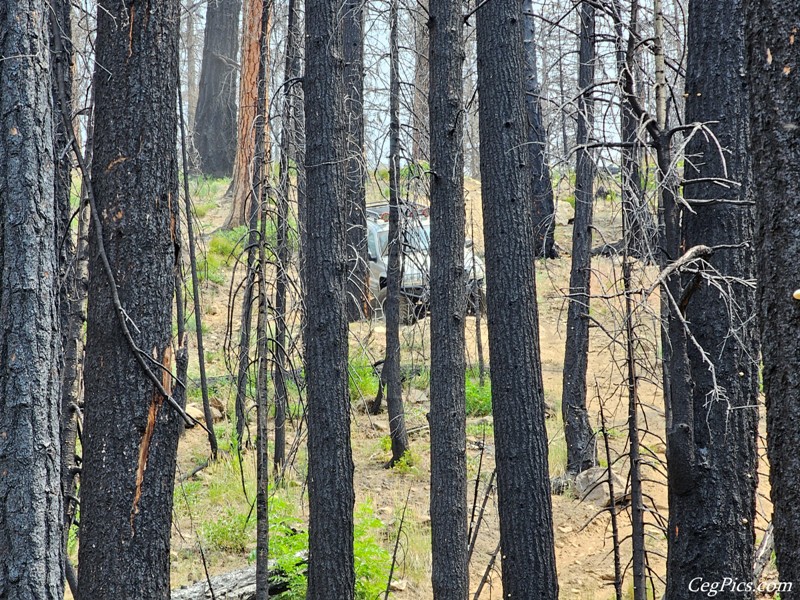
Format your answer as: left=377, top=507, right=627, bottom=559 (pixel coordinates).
left=399, top=294, right=419, bottom=326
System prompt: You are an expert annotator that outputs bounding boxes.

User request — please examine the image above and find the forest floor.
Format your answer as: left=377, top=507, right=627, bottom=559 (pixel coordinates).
left=72, top=175, right=775, bottom=599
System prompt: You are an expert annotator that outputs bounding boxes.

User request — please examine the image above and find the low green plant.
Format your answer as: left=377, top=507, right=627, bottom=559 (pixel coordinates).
left=390, top=450, right=420, bottom=476
left=264, top=497, right=391, bottom=600
left=348, top=358, right=380, bottom=403
left=201, top=507, right=254, bottom=554
left=465, top=372, right=492, bottom=417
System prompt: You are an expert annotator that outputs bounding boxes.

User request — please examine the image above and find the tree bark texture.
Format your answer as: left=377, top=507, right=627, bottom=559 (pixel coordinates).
left=428, top=0, right=468, bottom=597
left=412, top=0, right=430, bottom=163
left=384, top=0, right=410, bottom=467
left=226, top=0, right=268, bottom=229
left=78, top=0, right=182, bottom=597
left=0, top=4, right=63, bottom=599
left=665, top=0, right=760, bottom=597
left=50, top=0, right=84, bottom=564
left=614, top=0, right=656, bottom=263
left=561, top=1, right=598, bottom=476
left=745, top=0, right=800, bottom=592
left=522, top=0, right=557, bottom=259
left=343, top=0, right=369, bottom=321
left=303, top=0, right=355, bottom=596
left=194, top=0, right=241, bottom=177
left=273, top=0, right=301, bottom=474
left=476, top=2, right=559, bottom=597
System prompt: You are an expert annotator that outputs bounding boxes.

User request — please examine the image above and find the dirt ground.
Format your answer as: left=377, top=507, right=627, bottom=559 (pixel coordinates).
left=157, top=177, right=776, bottom=599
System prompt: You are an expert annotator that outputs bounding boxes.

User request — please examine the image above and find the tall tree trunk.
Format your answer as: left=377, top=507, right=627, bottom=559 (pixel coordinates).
left=522, top=0, right=558, bottom=259
left=51, top=0, right=83, bottom=587
left=0, top=4, right=63, bottom=598
left=428, top=0, right=468, bottom=596
left=561, top=1, right=597, bottom=477
left=412, top=0, right=430, bottom=163
left=194, top=0, right=241, bottom=177
left=78, top=0, right=182, bottom=596
left=745, top=0, right=800, bottom=591
left=303, top=0, right=355, bottom=596
left=384, top=0, right=410, bottom=468
left=614, top=0, right=656, bottom=263
left=179, top=79, right=219, bottom=460
left=185, top=6, right=199, bottom=132
left=252, top=3, right=271, bottom=595
left=343, top=0, right=368, bottom=322
left=226, top=0, right=269, bottom=229
left=665, top=1, right=759, bottom=597
left=273, top=0, right=301, bottom=475
left=476, top=1, right=559, bottom=597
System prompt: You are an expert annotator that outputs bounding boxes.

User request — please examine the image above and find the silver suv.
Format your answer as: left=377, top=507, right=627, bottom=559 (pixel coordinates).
left=365, top=202, right=485, bottom=323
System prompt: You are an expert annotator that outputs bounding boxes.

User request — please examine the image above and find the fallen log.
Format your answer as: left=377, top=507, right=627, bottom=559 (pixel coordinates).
left=171, top=565, right=292, bottom=600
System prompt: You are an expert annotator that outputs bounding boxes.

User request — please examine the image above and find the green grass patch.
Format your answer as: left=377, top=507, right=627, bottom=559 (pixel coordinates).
left=465, top=370, right=492, bottom=417
left=348, top=358, right=380, bottom=403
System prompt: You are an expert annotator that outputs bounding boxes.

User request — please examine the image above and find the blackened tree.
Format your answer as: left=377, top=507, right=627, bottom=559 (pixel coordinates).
left=428, top=0, right=468, bottom=595
left=303, top=0, right=355, bottom=596
left=745, top=0, right=800, bottom=590
left=0, top=3, right=63, bottom=597
left=561, top=0, right=597, bottom=476
left=476, top=0, right=559, bottom=596
left=523, top=0, right=558, bottom=259
left=77, top=0, right=183, bottom=596
left=344, top=0, right=369, bottom=322
left=665, top=0, right=759, bottom=597
left=382, top=0, right=410, bottom=467
left=194, top=0, right=241, bottom=177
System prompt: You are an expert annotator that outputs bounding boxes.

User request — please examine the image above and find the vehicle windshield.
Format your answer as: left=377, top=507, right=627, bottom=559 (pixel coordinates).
left=376, top=224, right=431, bottom=256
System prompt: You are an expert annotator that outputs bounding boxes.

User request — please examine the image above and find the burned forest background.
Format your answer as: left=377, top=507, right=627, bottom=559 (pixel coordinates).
left=1, top=0, right=799, bottom=599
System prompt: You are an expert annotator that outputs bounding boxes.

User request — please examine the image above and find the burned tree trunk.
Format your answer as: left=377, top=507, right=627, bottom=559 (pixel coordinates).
left=428, top=0, right=468, bottom=596
left=522, top=0, right=557, bottom=259
left=476, top=0, right=559, bottom=596
left=273, top=0, right=301, bottom=474
left=0, top=3, right=63, bottom=598
left=77, top=0, right=183, bottom=596
left=383, top=0, right=410, bottom=467
left=561, top=1, right=597, bottom=476
left=344, top=0, right=368, bottom=322
left=194, top=0, right=241, bottom=177
left=665, top=0, right=759, bottom=597
left=303, top=0, right=355, bottom=596
left=412, top=0, right=430, bottom=163
left=745, top=0, right=800, bottom=590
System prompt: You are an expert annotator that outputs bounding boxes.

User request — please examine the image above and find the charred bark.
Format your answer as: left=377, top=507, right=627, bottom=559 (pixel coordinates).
left=194, top=0, right=241, bottom=177
left=303, top=0, right=355, bottom=596
left=665, top=0, right=759, bottom=597
left=384, top=0, right=410, bottom=468
left=428, top=0, right=468, bottom=596
left=273, top=0, right=301, bottom=475
left=343, top=0, right=369, bottom=322
left=0, top=4, right=63, bottom=598
left=561, top=1, right=598, bottom=476
left=78, top=0, right=182, bottom=596
left=412, top=0, right=430, bottom=163
left=745, top=0, right=800, bottom=591
left=476, top=1, right=559, bottom=597
left=522, top=0, right=557, bottom=259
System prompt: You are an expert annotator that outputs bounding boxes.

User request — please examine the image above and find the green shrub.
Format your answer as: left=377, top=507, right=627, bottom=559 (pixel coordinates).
left=465, top=372, right=492, bottom=417
left=348, top=359, right=380, bottom=403
left=201, top=508, right=254, bottom=554
left=264, top=497, right=391, bottom=600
